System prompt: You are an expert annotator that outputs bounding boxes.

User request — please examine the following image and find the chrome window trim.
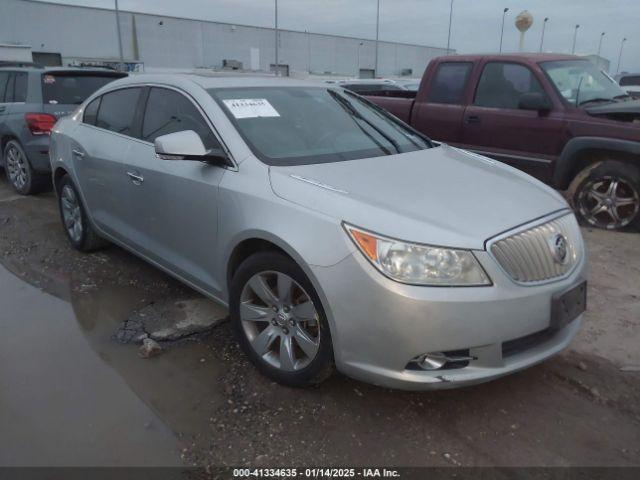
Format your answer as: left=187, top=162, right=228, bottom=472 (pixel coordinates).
left=78, top=82, right=237, bottom=170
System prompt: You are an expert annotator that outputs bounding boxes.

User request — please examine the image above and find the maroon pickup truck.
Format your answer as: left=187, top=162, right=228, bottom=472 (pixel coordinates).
left=365, top=53, right=640, bottom=231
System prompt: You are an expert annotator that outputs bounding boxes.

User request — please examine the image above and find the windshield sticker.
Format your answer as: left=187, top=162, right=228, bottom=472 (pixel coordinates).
left=222, top=99, right=280, bottom=119
left=43, top=75, right=56, bottom=84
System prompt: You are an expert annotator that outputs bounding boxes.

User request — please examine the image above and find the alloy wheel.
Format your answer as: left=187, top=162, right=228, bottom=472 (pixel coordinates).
left=577, top=176, right=640, bottom=229
left=5, top=144, right=29, bottom=191
left=240, top=271, right=321, bottom=372
left=61, top=185, right=83, bottom=243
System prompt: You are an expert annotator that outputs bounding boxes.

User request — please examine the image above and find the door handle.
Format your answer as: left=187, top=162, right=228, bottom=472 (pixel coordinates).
left=72, top=149, right=85, bottom=158
left=126, top=171, right=144, bottom=185
left=465, top=115, right=481, bottom=125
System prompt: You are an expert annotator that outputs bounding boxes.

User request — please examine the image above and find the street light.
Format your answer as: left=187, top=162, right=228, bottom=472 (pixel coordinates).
left=374, top=0, right=380, bottom=77
left=499, top=8, right=509, bottom=53
left=274, top=0, right=279, bottom=76
left=571, top=24, right=580, bottom=54
left=114, top=0, right=124, bottom=70
left=357, top=42, right=364, bottom=77
left=446, top=0, right=454, bottom=52
left=597, top=32, right=606, bottom=58
left=539, top=17, right=549, bottom=52
left=617, top=37, right=627, bottom=73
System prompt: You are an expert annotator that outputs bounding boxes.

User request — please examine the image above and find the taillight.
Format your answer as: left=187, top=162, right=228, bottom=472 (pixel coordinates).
left=25, top=113, right=57, bottom=135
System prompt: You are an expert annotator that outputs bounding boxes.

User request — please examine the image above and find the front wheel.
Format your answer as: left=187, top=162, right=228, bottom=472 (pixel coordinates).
left=569, top=160, right=640, bottom=231
left=230, top=252, right=333, bottom=387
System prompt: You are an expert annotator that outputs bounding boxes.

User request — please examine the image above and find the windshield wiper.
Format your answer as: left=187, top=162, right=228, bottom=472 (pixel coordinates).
left=328, top=90, right=401, bottom=154
left=578, top=97, right=615, bottom=106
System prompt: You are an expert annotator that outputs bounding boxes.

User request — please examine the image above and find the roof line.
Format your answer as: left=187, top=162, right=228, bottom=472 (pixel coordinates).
left=15, top=0, right=451, bottom=52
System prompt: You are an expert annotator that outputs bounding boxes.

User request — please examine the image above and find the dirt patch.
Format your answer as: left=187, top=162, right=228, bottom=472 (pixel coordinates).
left=0, top=177, right=639, bottom=467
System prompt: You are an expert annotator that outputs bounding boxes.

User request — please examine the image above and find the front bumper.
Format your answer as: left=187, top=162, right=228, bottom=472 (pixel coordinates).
left=311, top=235, right=587, bottom=391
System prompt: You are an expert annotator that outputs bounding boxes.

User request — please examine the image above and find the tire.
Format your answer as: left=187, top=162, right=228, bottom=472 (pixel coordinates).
left=56, top=174, right=108, bottom=252
left=4, top=140, right=50, bottom=195
left=568, top=160, right=640, bottom=231
left=230, top=251, right=334, bottom=387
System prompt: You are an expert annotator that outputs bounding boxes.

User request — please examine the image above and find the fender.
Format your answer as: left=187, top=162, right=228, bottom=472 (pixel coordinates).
left=554, top=136, right=640, bottom=189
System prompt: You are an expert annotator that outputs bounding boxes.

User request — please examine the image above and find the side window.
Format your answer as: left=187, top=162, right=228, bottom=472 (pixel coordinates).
left=4, top=73, right=15, bottom=103
left=427, top=62, right=473, bottom=104
left=0, top=72, right=9, bottom=102
left=620, top=75, right=640, bottom=87
left=95, top=88, right=141, bottom=137
left=83, top=96, right=101, bottom=126
left=141, top=87, right=220, bottom=150
left=475, top=62, right=545, bottom=109
left=13, top=73, right=28, bottom=102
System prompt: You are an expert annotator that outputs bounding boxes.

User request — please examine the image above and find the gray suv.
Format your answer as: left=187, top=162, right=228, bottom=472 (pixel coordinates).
left=0, top=67, right=126, bottom=194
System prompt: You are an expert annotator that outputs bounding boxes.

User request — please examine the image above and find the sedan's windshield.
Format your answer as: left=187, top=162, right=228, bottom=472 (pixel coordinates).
left=541, top=60, right=628, bottom=106
left=209, top=86, right=432, bottom=166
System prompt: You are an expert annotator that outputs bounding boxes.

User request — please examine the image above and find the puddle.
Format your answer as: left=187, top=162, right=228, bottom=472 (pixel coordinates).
left=0, top=260, right=232, bottom=464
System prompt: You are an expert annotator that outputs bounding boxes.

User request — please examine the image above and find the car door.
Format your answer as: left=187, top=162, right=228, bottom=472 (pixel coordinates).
left=122, top=86, right=228, bottom=295
left=461, top=61, right=566, bottom=181
left=410, top=61, right=473, bottom=144
left=71, top=87, right=144, bottom=242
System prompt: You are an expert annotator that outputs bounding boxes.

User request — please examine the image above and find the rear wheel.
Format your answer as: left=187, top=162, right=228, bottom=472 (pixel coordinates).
left=569, top=160, right=640, bottom=231
left=230, top=252, right=333, bottom=387
left=4, top=140, right=49, bottom=195
left=57, top=175, right=108, bottom=252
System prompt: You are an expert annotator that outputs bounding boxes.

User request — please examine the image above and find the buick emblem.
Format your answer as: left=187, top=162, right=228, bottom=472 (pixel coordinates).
left=548, top=233, right=569, bottom=265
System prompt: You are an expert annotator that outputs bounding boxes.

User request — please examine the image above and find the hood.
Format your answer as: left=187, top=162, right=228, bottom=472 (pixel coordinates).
left=585, top=99, right=640, bottom=123
left=269, top=145, right=568, bottom=250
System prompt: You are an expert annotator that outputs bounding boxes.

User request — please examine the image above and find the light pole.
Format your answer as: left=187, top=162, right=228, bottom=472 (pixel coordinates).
left=539, top=17, right=549, bottom=52
left=357, top=42, right=364, bottom=77
left=499, top=8, right=509, bottom=53
left=446, top=0, right=453, bottom=52
left=374, top=0, right=380, bottom=77
left=617, top=37, right=627, bottom=73
left=114, top=0, right=124, bottom=70
left=571, top=24, right=580, bottom=54
left=596, top=32, right=606, bottom=58
left=274, top=0, right=279, bottom=76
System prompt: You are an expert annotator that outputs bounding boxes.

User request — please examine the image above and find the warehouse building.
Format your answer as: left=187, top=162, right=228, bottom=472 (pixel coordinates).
left=1, top=0, right=453, bottom=78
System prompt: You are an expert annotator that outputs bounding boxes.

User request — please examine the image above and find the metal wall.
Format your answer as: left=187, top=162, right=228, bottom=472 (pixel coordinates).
left=1, top=0, right=452, bottom=77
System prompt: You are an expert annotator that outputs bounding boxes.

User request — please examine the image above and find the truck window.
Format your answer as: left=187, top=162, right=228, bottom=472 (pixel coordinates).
left=620, top=75, right=640, bottom=87
left=474, top=62, right=545, bottom=109
left=427, top=62, right=472, bottom=104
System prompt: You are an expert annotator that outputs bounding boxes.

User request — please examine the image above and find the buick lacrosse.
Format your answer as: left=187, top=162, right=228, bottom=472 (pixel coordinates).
left=50, top=75, right=587, bottom=389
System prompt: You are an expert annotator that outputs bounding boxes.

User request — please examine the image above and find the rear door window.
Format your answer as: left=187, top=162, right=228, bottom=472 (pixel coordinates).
left=13, top=73, right=28, bottom=102
left=83, top=96, right=101, bottom=126
left=41, top=73, right=125, bottom=106
left=427, top=62, right=473, bottom=104
left=95, top=88, right=141, bottom=137
left=0, top=72, right=9, bottom=102
left=141, top=87, right=220, bottom=149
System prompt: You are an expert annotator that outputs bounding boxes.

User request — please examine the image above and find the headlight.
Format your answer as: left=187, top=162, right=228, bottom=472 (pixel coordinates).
left=344, top=224, right=491, bottom=286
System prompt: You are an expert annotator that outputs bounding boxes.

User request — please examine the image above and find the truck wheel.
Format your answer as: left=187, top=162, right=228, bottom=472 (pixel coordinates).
left=4, top=140, right=50, bottom=195
left=56, top=174, right=108, bottom=252
left=230, top=251, right=334, bottom=387
left=568, top=160, right=640, bottom=231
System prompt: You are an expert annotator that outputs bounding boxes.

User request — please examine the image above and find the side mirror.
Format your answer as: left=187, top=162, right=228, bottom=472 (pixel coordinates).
left=154, top=130, right=228, bottom=165
left=518, top=92, right=552, bottom=112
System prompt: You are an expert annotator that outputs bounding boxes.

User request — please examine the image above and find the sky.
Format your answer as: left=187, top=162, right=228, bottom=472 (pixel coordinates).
left=41, top=0, right=639, bottom=73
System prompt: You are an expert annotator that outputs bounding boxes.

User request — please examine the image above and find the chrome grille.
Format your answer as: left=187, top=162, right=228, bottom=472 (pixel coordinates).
left=490, top=213, right=582, bottom=283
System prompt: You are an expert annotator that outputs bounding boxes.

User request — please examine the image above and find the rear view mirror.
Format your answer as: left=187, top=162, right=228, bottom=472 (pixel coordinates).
left=154, top=130, right=228, bottom=165
left=518, top=92, right=552, bottom=112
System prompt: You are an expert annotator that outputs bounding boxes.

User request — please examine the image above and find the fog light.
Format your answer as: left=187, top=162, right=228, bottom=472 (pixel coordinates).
left=409, top=350, right=475, bottom=371
left=416, top=353, right=448, bottom=370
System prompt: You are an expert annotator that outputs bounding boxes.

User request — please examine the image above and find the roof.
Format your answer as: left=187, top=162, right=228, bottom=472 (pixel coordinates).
left=0, top=66, right=126, bottom=75
left=432, top=52, right=580, bottom=63
left=110, top=73, right=327, bottom=90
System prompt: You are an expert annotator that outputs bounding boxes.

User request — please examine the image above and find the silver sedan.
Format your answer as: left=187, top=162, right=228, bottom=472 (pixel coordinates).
left=49, top=75, right=587, bottom=389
